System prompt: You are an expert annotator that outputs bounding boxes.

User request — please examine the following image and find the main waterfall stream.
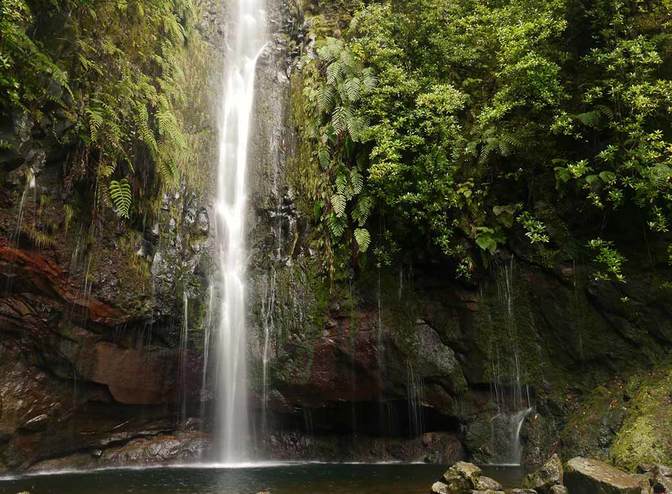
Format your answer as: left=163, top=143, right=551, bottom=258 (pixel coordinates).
left=213, top=0, right=267, bottom=463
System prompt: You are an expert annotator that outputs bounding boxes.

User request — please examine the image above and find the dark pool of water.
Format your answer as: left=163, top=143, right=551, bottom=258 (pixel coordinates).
left=0, top=463, right=447, bottom=494
left=480, top=464, right=527, bottom=488
left=0, top=462, right=527, bottom=494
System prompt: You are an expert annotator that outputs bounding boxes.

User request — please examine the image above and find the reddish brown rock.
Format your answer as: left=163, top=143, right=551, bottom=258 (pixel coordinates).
left=0, top=245, right=126, bottom=326
left=75, top=342, right=177, bottom=405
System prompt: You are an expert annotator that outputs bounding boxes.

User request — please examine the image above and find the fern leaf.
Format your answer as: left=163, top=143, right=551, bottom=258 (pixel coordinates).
left=350, top=169, right=363, bottom=195
left=354, top=228, right=371, bottom=253
left=86, top=106, right=104, bottom=142
left=362, top=68, right=377, bottom=91
left=327, top=60, right=343, bottom=85
left=328, top=214, right=346, bottom=238
left=352, top=195, right=373, bottom=227
left=109, top=179, right=132, bottom=219
left=347, top=115, right=363, bottom=140
left=335, top=174, right=348, bottom=195
left=332, top=106, right=353, bottom=135
left=318, top=85, right=336, bottom=112
left=343, top=77, right=362, bottom=103
left=331, top=193, right=347, bottom=217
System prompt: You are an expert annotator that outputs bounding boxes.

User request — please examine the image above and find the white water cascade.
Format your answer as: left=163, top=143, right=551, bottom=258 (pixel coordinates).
left=213, top=0, right=267, bottom=463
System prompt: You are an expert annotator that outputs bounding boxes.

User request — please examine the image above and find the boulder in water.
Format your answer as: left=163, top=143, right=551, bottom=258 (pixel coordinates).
left=475, top=476, right=504, bottom=491
left=523, top=454, right=563, bottom=493
left=442, top=461, right=483, bottom=492
left=565, top=457, right=647, bottom=494
left=435, top=461, right=502, bottom=494
left=432, top=482, right=450, bottom=494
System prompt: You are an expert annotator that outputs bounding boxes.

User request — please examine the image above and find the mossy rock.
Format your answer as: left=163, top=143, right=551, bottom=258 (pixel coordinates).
left=560, top=383, right=627, bottom=461
left=610, top=367, right=672, bottom=470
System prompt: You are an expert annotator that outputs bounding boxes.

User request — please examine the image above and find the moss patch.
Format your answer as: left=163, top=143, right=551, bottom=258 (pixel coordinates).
left=610, top=368, right=672, bottom=470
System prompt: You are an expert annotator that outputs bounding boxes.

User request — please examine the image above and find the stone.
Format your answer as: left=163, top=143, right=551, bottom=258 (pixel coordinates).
left=470, top=491, right=505, bottom=494
left=413, top=323, right=466, bottom=392
left=549, top=486, right=568, bottom=494
left=474, top=476, right=503, bottom=491
left=432, top=482, right=450, bottom=494
left=20, top=414, right=49, bottom=432
left=639, top=464, right=672, bottom=493
left=511, top=490, right=538, bottom=494
left=75, top=341, right=177, bottom=405
left=442, top=462, right=483, bottom=493
left=565, top=457, right=647, bottom=494
left=523, top=454, right=563, bottom=493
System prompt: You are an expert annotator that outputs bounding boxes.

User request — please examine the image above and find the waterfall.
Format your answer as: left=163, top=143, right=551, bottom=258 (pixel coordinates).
left=488, top=257, right=532, bottom=465
left=12, top=167, right=35, bottom=246
left=213, top=0, right=267, bottom=463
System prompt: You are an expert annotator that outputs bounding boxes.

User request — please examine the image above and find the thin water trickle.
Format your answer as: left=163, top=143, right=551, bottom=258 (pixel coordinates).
left=178, top=295, right=190, bottom=428
left=488, top=257, right=532, bottom=466
left=260, top=269, right=276, bottom=437
left=212, top=0, right=267, bottom=463
left=4, top=168, right=36, bottom=292
left=200, top=285, right=215, bottom=424
left=405, top=361, right=424, bottom=437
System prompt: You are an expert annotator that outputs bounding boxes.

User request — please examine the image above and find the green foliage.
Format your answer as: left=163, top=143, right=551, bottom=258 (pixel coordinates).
left=296, top=0, right=672, bottom=281
left=588, top=238, right=627, bottom=283
left=518, top=212, right=550, bottom=244
left=1, top=0, right=202, bottom=220
left=109, top=179, right=132, bottom=219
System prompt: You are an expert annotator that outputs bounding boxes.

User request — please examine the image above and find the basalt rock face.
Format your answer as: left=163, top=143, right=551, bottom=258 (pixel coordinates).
left=0, top=168, right=209, bottom=471
left=0, top=34, right=214, bottom=479
left=251, top=244, right=672, bottom=465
